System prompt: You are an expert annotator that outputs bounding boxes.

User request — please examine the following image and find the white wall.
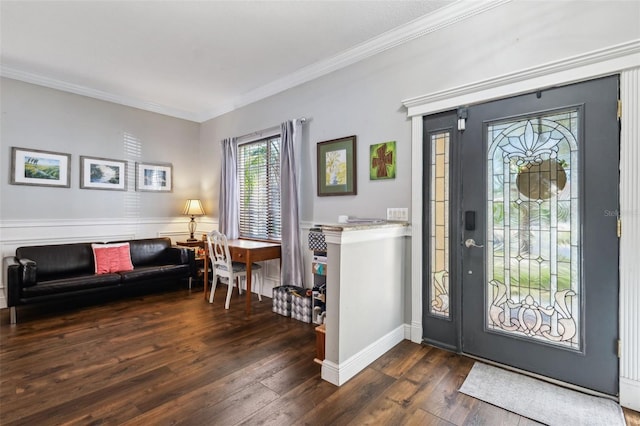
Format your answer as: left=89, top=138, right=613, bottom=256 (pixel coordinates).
left=321, top=224, right=409, bottom=386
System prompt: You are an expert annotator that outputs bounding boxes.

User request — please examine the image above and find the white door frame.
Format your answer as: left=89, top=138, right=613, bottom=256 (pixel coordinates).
left=403, top=39, right=640, bottom=409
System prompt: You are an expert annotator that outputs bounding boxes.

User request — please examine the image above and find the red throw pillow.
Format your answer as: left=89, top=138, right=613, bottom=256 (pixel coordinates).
left=91, top=243, right=134, bottom=274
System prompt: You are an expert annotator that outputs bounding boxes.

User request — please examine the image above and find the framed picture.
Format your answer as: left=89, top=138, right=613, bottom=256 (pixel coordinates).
left=80, top=156, right=128, bottom=191
left=370, top=141, right=396, bottom=180
left=135, top=162, right=173, bottom=192
left=10, top=147, right=71, bottom=188
left=317, top=135, right=357, bottom=196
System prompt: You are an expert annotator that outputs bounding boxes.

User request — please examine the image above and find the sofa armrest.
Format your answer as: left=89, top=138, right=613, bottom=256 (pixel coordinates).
left=19, top=258, right=37, bottom=287
left=165, top=246, right=196, bottom=276
left=4, top=256, right=22, bottom=307
left=163, top=246, right=189, bottom=264
left=4, top=256, right=37, bottom=286
left=165, top=246, right=196, bottom=271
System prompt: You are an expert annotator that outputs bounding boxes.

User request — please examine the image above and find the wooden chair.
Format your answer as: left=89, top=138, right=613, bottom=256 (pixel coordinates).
left=205, top=230, right=263, bottom=309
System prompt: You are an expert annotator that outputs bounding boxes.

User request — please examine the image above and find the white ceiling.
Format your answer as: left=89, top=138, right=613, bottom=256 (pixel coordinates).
left=1, top=1, right=481, bottom=122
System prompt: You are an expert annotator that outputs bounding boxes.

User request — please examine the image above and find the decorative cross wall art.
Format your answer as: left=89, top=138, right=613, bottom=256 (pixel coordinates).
left=370, top=141, right=396, bottom=180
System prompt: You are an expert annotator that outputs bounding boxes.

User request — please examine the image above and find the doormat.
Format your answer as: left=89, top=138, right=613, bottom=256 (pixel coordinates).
left=459, top=362, right=625, bottom=426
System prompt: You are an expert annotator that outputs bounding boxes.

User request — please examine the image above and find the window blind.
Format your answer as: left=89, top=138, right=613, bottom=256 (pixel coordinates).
left=237, top=136, right=281, bottom=240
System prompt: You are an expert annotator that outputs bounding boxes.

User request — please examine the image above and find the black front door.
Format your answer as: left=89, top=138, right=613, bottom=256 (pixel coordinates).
left=423, top=75, right=620, bottom=395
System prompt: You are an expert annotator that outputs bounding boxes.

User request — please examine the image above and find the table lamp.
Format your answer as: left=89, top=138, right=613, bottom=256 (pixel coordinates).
left=183, top=199, right=205, bottom=241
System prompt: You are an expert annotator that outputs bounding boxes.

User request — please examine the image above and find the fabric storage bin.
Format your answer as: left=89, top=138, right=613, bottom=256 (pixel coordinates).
left=272, top=285, right=304, bottom=317
left=308, top=229, right=327, bottom=251
left=272, top=298, right=291, bottom=317
left=291, top=292, right=312, bottom=323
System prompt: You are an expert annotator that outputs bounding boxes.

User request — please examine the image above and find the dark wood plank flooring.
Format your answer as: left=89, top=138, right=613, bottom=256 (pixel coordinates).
left=1, top=284, right=639, bottom=425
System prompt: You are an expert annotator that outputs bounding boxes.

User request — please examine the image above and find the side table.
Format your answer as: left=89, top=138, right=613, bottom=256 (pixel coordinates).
left=176, top=240, right=204, bottom=248
left=176, top=240, right=205, bottom=288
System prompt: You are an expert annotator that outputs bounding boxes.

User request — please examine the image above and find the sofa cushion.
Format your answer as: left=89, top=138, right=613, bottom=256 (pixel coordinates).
left=118, top=264, right=190, bottom=283
left=21, top=273, right=121, bottom=298
left=16, top=243, right=95, bottom=278
left=91, top=243, right=134, bottom=274
left=111, top=238, right=172, bottom=267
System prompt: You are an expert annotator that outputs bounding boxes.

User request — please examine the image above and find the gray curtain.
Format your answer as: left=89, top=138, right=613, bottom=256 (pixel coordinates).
left=280, top=120, right=304, bottom=287
left=218, top=137, right=239, bottom=239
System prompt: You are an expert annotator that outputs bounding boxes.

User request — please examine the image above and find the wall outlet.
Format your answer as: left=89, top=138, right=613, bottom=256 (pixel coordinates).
left=387, top=207, right=408, bottom=221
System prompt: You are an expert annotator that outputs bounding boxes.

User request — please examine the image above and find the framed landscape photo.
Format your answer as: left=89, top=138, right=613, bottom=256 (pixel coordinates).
left=80, top=156, right=127, bottom=191
left=317, top=135, right=357, bottom=196
left=136, top=162, right=172, bottom=192
left=10, top=147, right=71, bottom=188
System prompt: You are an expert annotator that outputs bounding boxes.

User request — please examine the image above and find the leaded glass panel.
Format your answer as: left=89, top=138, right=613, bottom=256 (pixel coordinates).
left=430, top=132, right=450, bottom=318
left=486, top=110, right=580, bottom=350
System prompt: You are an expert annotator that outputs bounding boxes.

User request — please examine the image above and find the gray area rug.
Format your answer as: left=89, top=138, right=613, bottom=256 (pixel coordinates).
left=459, top=362, right=625, bottom=426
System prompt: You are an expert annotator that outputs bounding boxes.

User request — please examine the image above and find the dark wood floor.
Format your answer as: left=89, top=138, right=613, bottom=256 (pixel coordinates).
left=1, top=284, right=639, bottom=425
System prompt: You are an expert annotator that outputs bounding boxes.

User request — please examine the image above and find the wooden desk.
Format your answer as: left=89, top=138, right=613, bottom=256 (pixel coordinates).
left=203, top=239, right=281, bottom=315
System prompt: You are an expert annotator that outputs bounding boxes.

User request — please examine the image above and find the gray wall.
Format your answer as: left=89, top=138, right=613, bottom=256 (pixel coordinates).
left=1, top=78, right=201, bottom=221
left=3, top=1, right=634, bottom=225
left=199, top=1, right=639, bottom=224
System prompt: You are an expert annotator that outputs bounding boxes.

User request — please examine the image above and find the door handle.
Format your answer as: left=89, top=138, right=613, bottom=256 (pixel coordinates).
left=464, top=238, right=484, bottom=248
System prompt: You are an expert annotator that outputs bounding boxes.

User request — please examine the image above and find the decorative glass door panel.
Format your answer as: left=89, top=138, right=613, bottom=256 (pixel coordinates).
left=457, top=76, right=619, bottom=395
left=422, top=112, right=460, bottom=349
left=486, top=110, right=580, bottom=350
left=429, top=132, right=450, bottom=318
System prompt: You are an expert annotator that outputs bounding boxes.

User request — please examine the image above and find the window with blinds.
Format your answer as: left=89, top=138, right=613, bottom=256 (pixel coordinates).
left=237, top=135, right=281, bottom=240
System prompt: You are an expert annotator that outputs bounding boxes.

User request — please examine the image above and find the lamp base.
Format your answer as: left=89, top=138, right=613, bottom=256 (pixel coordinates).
left=187, top=216, right=198, bottom=243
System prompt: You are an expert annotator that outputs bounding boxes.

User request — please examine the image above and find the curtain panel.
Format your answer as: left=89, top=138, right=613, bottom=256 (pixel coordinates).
left=218, top=137, right=239, bottom=239
left=280, top=120, right=304, bottom=287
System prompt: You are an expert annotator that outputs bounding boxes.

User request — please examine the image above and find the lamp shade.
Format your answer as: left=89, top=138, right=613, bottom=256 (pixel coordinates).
left=183, top=199, right=205, bottom=216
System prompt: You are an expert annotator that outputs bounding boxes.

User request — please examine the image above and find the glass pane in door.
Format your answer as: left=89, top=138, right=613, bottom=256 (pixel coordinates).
left=429, top=132, right=450, bottom=318
left=486, top=110, right=580, bottom=350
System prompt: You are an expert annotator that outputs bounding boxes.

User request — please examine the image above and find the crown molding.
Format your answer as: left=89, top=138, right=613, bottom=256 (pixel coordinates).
left=402, top=39, right=640, bottom=116
left=199, top=0, right=511, bottom=122
left=0, top=66, right=201, bottom=123
left=1, top=0, right=510, bottom=123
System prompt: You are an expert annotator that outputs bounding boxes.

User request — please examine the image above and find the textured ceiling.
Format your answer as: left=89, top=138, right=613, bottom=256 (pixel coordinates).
left=1, top=1, right=458, bottom=122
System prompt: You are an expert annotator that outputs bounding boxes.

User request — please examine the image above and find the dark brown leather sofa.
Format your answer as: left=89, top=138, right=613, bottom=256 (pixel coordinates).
left=3, top=237, right=195, bottom=324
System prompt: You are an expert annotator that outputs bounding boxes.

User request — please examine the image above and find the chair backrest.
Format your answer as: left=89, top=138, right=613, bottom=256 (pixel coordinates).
left=206, top=230, right=233, bottom=280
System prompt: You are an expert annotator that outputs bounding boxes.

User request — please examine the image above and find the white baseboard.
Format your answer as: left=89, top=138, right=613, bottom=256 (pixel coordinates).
left=321, top=324, right=405, bottom=386
left=410, top=321, right=422, bottom=344
left=620, top=377, right=640, bottom=411
left=404, top=323, right=412, bottom=340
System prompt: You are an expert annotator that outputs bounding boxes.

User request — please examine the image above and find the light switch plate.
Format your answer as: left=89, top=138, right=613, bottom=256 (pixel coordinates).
left=387, top=207, right=408, bottom=221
